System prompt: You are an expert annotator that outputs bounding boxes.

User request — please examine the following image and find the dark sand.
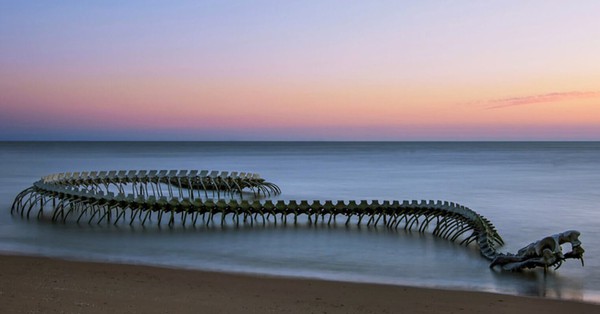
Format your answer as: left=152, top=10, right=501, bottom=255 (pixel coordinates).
left=0, top=254, right=597, bottom=313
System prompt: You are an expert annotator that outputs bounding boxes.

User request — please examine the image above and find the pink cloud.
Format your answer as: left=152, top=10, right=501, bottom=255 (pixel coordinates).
left=485, top=91, right=600, bottom=109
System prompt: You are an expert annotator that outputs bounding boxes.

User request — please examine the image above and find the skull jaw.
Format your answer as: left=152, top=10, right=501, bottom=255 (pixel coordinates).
left=489, top=230, right=584, bottom=272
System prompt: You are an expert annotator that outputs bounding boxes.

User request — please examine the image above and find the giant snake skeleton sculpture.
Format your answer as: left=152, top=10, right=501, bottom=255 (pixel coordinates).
left=11, top=170, right=585, bottom=272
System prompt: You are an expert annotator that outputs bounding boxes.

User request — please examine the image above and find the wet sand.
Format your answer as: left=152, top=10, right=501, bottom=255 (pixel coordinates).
left=0, top=254, right=597, bottom=313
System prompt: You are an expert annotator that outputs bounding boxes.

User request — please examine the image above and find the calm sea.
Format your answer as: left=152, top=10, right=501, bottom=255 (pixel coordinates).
left=1, top=141, right=599, bottom=302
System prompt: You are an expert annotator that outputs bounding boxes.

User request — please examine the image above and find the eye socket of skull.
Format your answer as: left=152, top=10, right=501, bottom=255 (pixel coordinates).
left=535, top=237, right=559, bottom=256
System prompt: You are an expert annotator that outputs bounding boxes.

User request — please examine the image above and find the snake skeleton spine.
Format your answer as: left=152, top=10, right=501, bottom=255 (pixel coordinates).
left=11, top=169, right=585, bottom=272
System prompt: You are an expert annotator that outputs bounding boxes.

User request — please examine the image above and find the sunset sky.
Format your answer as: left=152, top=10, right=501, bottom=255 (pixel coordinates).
left=1, top=1, right=599, bottom=140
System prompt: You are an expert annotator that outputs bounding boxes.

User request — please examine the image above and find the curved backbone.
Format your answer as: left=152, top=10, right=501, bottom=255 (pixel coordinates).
left=11, top=169, right=504, bottom=262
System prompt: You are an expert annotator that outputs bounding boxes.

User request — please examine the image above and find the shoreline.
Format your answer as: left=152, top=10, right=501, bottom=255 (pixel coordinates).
left=1, top=253, right=598, bottom=313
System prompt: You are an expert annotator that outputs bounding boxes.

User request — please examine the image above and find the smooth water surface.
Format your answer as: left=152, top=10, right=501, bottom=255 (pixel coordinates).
left=1, top=142, right=599, bottom=302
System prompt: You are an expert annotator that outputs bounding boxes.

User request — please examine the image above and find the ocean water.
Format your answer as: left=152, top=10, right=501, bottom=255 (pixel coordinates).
left=1, top=141, right=599, bottom=302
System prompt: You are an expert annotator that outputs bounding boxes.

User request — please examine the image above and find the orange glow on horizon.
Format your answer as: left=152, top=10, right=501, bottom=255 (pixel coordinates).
left=1, top=2, right=600, bottom=140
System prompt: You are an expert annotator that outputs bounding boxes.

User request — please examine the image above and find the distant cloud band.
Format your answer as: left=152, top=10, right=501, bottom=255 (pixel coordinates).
left=485, top=91, right=600, bottom=109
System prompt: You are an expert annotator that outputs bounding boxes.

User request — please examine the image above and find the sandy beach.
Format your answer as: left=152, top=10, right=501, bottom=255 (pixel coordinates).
left=0, top=254, right=597, bottom=314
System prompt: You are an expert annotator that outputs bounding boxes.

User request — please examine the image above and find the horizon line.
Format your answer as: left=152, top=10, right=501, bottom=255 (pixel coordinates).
left=2, top=139, right=600, bottom=143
